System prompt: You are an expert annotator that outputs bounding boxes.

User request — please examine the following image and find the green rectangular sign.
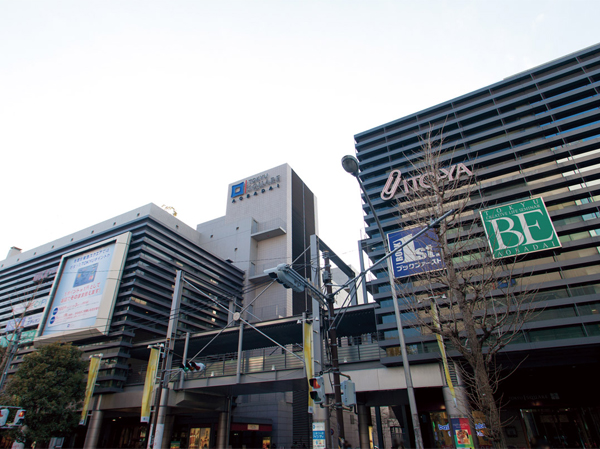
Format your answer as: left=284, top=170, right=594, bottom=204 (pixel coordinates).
left=480, top=198, right=561, bottom=259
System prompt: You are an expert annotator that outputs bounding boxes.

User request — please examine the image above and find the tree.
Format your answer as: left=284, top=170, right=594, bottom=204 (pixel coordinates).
left=387, top=131, right=535, bottom=447
left=1, top=343, right=86, bottom=444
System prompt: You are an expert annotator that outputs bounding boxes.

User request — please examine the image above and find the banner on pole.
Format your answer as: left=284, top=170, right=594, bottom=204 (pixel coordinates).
left=303, top=321, right=314, bottom=413
left=141, top=347, right=161, bottom=423
left=79, top=354, right=102, bottom=425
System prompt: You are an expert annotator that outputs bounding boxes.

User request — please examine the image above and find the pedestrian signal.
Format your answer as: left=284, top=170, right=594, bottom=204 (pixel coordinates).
left=309, top=376, right=325, bottom=404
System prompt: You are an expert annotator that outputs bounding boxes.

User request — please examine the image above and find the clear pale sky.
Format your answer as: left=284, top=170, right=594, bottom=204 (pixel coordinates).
left=1, top=0, right=599, bottom=270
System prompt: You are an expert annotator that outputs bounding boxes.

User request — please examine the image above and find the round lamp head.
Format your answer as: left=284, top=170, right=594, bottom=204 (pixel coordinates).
left=341, top=155, right=359, bottom=176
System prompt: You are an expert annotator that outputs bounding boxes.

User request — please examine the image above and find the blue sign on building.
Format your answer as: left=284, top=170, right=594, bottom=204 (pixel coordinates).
left=386, top=227, right=445, bottom=279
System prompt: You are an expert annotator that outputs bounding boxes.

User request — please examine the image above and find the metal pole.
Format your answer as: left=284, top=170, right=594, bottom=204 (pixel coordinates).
left=150, top=270, right=184, bottom=449
left=310, top=235, right=329, bottom=449
left=323, top=252, right=345, bottom=443
left=236, top=313, right=244, bottom=384
left=357, top=240, right=369, bottom=305
left=352, top=172, right=424, bottom=449
left=178, top=332, right=190, bottom=390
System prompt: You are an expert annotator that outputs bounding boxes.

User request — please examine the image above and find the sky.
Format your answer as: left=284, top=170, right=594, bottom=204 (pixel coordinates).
left=1, top=0, right=599, bottom=271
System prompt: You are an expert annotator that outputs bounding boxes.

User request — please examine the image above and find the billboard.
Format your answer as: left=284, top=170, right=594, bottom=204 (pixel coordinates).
left=5, top=312, right=45, bottom=333
left=480, top=198, right=561, bottom=259
left=35, top=232, right=131, bottom=345
left=387, top=227, right=445, bottom=279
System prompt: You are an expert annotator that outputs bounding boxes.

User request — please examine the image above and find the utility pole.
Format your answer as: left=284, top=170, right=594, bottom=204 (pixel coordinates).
left=323, top=251, right=345, bottom=443
left=148, top=270, right=184, bottom=449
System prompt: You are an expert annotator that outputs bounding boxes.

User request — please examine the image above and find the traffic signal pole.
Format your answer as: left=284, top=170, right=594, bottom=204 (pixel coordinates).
left=323, top=252, right=345, bottom=444
left=149, top=270, right=184, bottom=449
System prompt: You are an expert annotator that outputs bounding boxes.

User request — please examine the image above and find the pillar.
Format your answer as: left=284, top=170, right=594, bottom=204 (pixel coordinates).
left=216, top=410, right=229, bottom=449
left=83, top=410, right=104, bottom=449
left=375, top=407, right=385, bottom=449
left=160, top=414, right=176, bottom=449
left=358, top=404, right=371, bottom=449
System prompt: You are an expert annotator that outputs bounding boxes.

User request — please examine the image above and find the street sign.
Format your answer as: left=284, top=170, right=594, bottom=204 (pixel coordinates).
left=387, top=227, right=445, bottom=279
left=480, top=198, right=561, bottom=259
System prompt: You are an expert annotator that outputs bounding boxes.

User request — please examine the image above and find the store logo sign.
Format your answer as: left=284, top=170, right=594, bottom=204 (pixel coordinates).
left=387, top=227, right=445, bottom=279
left=380, top=163, right=473, bottom=200
left=230, top=173, right=281, bottom=203
left=480, top=198, right=561, bottom=259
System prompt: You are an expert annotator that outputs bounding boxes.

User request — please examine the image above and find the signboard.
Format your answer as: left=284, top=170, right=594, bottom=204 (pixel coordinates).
left=387, top=227, right=445, bottom=279
left=0, top=330, right=37, bottom=347
left=451, top=418, right=474, bottom=449
left=11, top=297, right=48, bottom=315
left=5, top=312, right=44, bottom=332
left=312, top=422, right=326, bottom=449
left=230, top=172, right=281, bottom=203
left=35, top=233, right=131, bottom=345
left=480, top=198, right=561, bottom=259
left=381, top=163, right=473, bottom=200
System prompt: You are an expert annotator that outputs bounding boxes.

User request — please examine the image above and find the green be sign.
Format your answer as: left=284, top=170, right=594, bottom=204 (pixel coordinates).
left=480, top=198, right=561, bottom=259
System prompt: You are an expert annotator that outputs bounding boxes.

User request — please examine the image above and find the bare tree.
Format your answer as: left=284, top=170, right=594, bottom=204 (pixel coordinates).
left=385, top=130, right=536, bottom=447
left=0, top=280, right=45, bottom=386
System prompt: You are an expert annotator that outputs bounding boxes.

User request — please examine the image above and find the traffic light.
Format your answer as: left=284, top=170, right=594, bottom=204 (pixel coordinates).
left=13, top=409, right=25, bottom=426
left=309, top=376, right=325, bottom=404
left=264, top=264, right=305, bottom=293
left=186, top=361, right=206, bottom=372
left=0, top=409, right=8, bottom=426
left=341, top=380, right=356, bottom=406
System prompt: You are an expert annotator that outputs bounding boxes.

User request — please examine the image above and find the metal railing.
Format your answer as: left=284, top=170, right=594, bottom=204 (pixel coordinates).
left=126, top=337, right=385, bottom=385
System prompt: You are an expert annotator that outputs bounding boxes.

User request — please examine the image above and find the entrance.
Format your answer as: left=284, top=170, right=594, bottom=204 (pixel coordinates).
left=521, top=407, right=600, bottom=448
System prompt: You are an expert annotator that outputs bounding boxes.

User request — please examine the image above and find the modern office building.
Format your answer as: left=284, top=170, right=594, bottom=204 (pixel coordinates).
left=353, top=43, right=600, bottom=447
left=196, top=163, right=318, bottom=321
left=196, top=163, right=319, bottom=446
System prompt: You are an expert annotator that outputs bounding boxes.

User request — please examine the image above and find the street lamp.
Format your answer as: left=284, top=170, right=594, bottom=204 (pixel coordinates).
left=342, top=155, right=425, bottom=449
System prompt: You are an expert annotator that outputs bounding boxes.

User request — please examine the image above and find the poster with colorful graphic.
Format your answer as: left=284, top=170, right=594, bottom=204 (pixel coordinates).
left=451, top=418, right=474, bottom=448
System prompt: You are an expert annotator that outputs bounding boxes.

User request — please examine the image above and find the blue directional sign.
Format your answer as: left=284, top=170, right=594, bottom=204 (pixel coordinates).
left=387, top=227, right=445, bottom=279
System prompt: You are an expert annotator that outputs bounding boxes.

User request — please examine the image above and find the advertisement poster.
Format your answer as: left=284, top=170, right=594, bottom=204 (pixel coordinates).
left=480, top=197, right=561, bottom=259
left=451, top=418, right=474, bottom=449
left=188, top=428, right=210, bottom=449
left=312, top=422, right=326, bottom=449
left=41, top=243, right=115, bottom=336
left=387, top=227, right=445, bottom=279
left=5, top=312, right=44, bottom=332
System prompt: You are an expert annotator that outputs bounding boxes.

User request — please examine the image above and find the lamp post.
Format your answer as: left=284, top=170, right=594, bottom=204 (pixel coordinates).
left=342, top=155, right=424, bottom=449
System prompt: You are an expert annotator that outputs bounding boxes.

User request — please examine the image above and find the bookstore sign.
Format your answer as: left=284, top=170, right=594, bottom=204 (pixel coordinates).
left=480, top=198, right=561, bottom=259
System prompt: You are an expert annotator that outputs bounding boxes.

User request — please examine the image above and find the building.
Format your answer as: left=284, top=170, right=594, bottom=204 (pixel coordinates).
left=0, top=165, right=323, bottom=448
left=353, top=43, right=600, bottom=447
left=196, top=164, right=319, bottom=446
left=196, top=163, right=318, bottom=321
left=0, top=204, right=245, bottom=446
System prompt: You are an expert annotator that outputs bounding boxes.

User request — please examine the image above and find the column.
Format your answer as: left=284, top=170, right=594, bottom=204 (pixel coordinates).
left=83, top=410, right=104, bottom=449
left=358, top=404, right=371, bottom=449
left=216, top=410, right=229, bottom=449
